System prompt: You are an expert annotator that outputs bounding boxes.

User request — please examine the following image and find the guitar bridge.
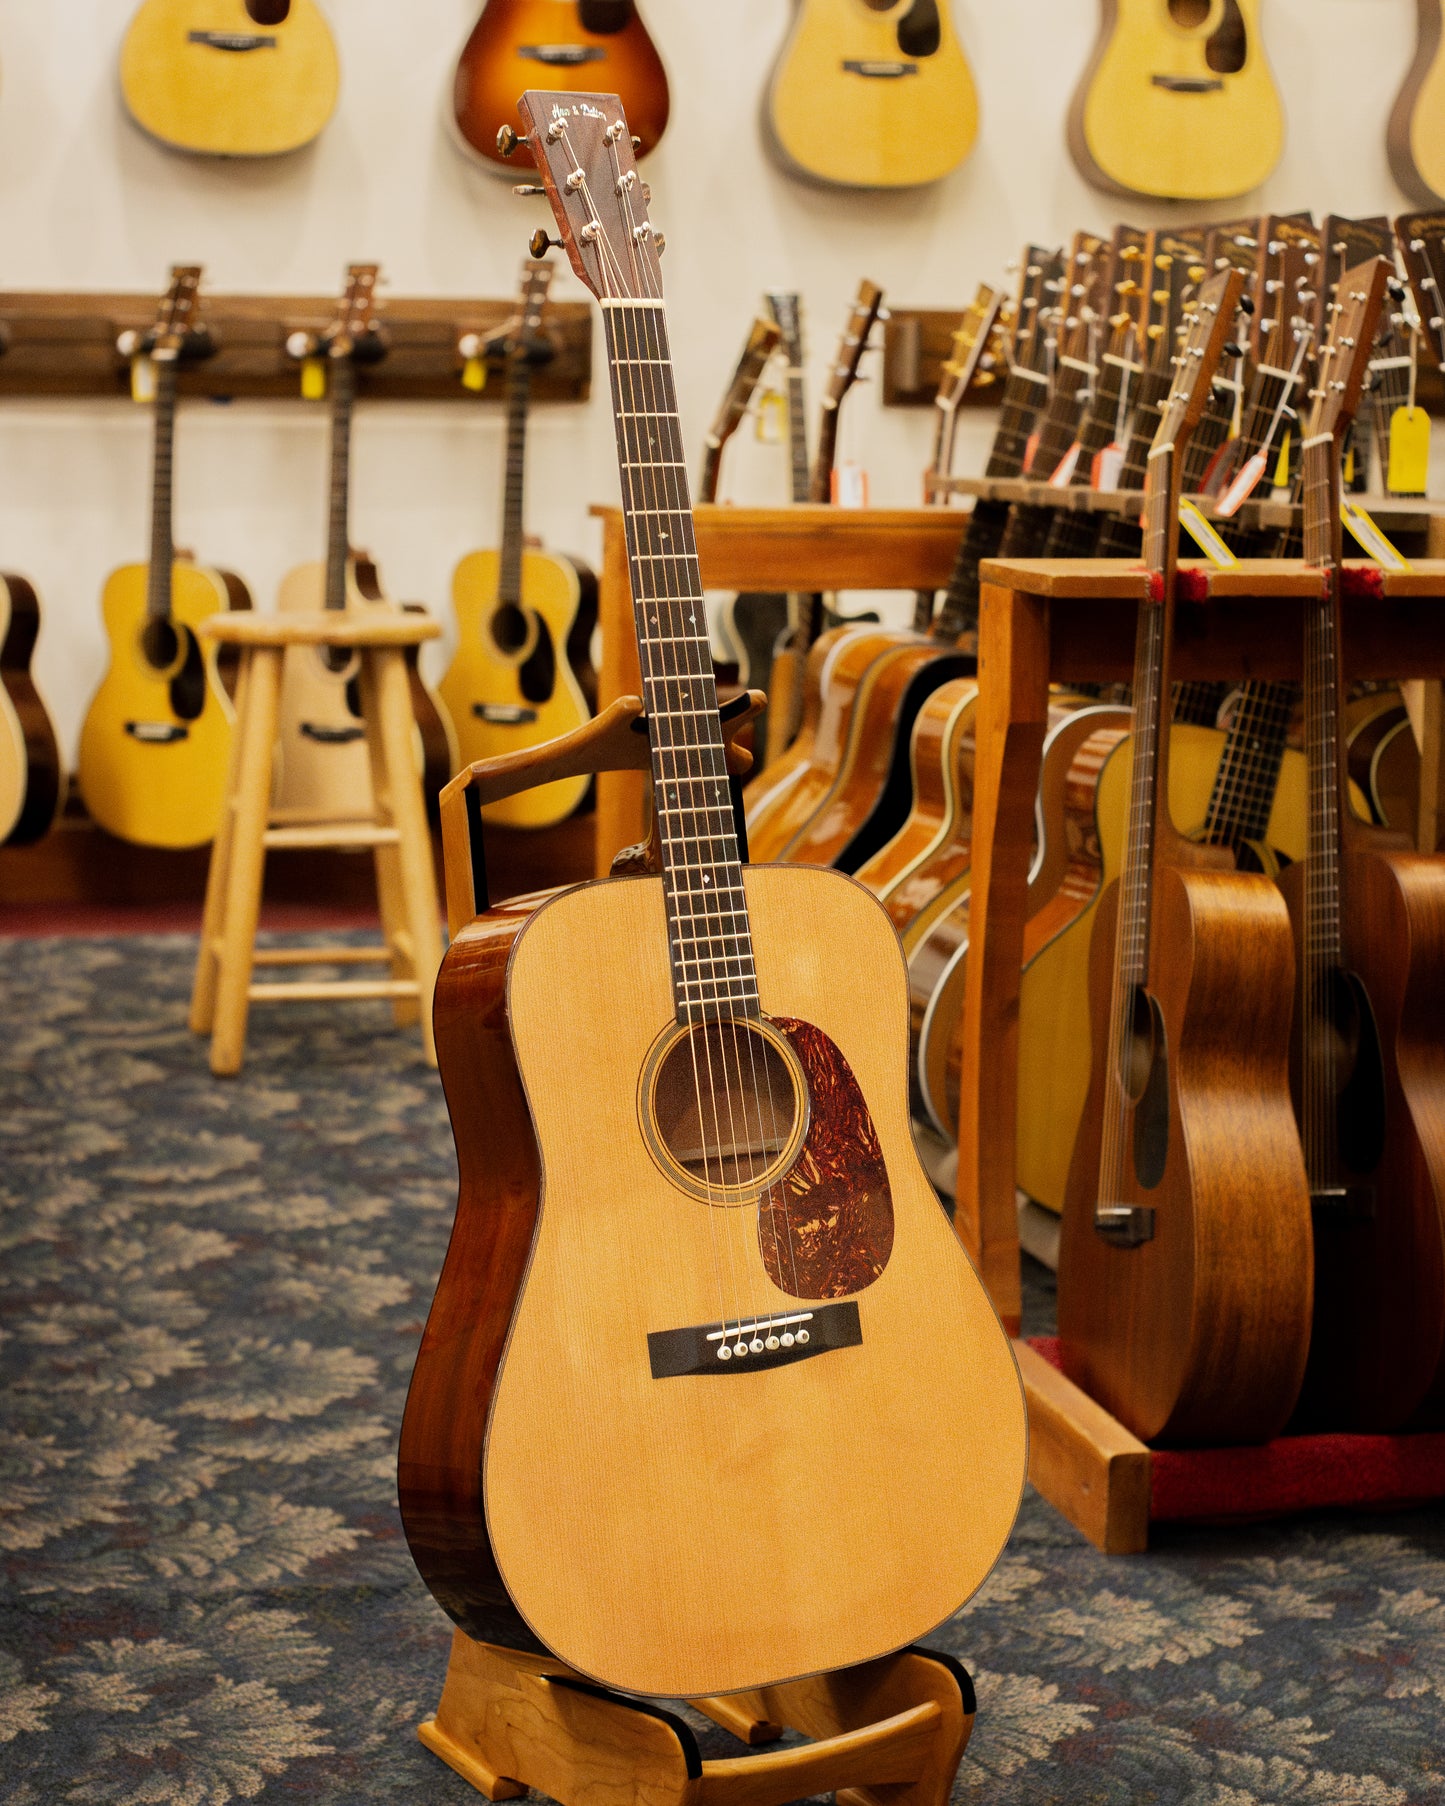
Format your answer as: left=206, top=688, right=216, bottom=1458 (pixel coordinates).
left=1093, top=1204, right=1155, bottom=1247
left=124, top=721, right=188, bottom=744
left=472, top=702, right=539, bottom=725
left=300, top=723, right=366, bottom=744
left=1310, top=1186, right=1376, bottom=1224
left=519, top=44, right=607, bottom=65
left=187, top=30, right=277, bottom=51
left=648, top=1301, right=861, bottom=1379
left=842, top=59, right=918, bottom=78
left=1150, top=74, right=1223, bottom=93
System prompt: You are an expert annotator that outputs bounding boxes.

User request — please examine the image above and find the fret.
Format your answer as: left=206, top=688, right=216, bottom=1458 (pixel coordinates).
left=324, top=358, right=355, bottom=613
left=145, top=358, right=179, bottom=624
left=497, top=353, right=531, bottom=608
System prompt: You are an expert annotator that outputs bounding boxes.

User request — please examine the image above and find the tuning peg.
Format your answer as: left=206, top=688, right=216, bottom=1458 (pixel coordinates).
left=654, top=232, right=666, bottom=257
left=1222, top=341, right=1246, bottom=359
left=285, top=329, right=318, bottom=361
left=497, top=124, right=520, bottom=158
left=512, top=184, right=546, bottom=197
left=116, top=328, right=142, bottom=359
left=529, top=229, right=561, bottom=259
left=631, top=135, right=642, bottom=152
left=1238, top=295, right=1255, bottom=315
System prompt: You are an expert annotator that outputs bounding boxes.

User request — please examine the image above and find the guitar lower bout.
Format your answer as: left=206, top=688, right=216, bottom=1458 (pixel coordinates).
left=409, top=862, right=1025, bottom=1699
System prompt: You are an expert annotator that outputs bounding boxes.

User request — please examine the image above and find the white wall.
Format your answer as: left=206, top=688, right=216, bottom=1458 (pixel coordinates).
left=0, top=0, right=1422, bottom=756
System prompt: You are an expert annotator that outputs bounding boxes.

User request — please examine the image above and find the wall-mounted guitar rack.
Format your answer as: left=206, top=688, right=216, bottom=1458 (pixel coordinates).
left=882, top=306, right=1445, bottom=412
left=0, top=291, right=592, bottom=402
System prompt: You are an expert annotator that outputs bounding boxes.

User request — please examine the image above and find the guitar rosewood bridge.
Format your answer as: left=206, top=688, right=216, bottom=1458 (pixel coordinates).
left=648, top=1301, right=861, bottom=1379
left=1094, top=1204, right=1156, bottom=1247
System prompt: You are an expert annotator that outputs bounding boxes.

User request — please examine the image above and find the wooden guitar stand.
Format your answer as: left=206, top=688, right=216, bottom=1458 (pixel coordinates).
left=420, top=1631, right=975, bottom=1806
left=427, top=694, right=977, bottom=1804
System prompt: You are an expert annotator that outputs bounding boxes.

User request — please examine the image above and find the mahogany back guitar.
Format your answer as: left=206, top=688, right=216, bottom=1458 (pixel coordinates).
left=399, top=90, right=1026, bottom=1701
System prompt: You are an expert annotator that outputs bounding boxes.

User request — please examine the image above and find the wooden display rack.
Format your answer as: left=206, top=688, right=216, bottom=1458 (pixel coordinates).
left=960, top=554, right=1445, bottom=1552
left=424, top=700, right=977, bottom=1806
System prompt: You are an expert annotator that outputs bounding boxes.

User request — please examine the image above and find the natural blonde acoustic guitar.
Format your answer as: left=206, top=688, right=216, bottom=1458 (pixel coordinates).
left=120, top=0, right=339, bottom=158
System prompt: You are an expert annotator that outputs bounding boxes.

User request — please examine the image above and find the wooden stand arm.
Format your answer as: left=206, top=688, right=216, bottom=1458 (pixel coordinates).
left=440, top=691, right=765, bottom=934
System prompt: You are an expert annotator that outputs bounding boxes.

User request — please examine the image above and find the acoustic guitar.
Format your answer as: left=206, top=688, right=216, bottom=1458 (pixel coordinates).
left=399, top=89, right=1026, bottom=1701
left=1056, top=263, right=1314, bottom=1447
left=451, top=1, right=669, bottom=172
left=0, top=574, right=64, bottom=847
left=79, top=268, right=252, bottom=849
left=764, top=0, right=979, bottom=189
left=1281, top=254, right=1445, bottom=1431
left=1067, top=0, right=1283, bottom=200
left=924, top=283, right=1003, bottom=498
left=273, top=266, right=456, bottom=824
left=701, top=308, right=785, bottom=751
left=1389, top=0, right=1445, bottom=207
left=441, top=260, right=597, bottom=829
left=120, top=0, right=338, bottom=157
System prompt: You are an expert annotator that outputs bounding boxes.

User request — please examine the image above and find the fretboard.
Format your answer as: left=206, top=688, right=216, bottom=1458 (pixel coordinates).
left=603, top=300, right=759, bottom=1024
left=324, top=358, right=356, bottom=613
left=1302, top=433, right=1345, bottom=966
left=1202, top=681, right=1298, bottom=849
left=498, top=356, right=531, bottom=606
left=145, top=358, right=179, bottom=624
left=786, top=367, right=809, bottom=503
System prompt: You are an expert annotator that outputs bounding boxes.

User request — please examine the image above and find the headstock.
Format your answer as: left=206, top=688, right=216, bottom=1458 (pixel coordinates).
left=488, top=257, right=557, bottom=365
left=1254, top=214, right=1318, bottom=354
left=765, top=291, right=804, bottom=369
left=1139, top=229, right=1207, bottom=374
left=1394, top=211, right=1445, bottom=369
left=821, top=278, right=886, bottom=410
left=516, top=91, right=662, bottom=304
left=150, top=265, right=205, bottom=361
left=324, top=263, right=385, bottom=362
left=1009, top=243, right=1066, bottom=377
left=707, top=315, right=783, bottom=447
left=935, top=284, right=1002, bottom=415
left=1154, top=265, right=1246, bottom=454
left=1307, top=257, right=1389, bottom=449
left=1061, top=229, right=1113, bottom=339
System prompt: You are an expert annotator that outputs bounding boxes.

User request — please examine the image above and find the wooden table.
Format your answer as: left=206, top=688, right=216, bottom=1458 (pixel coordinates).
left=590, top=504, right=971, bottom=874
left=958, top=557, right=1445, bottom=1334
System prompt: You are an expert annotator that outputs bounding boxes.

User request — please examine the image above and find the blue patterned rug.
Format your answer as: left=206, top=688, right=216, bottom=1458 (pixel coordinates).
left=2, top=932, right=1443, bottom=1804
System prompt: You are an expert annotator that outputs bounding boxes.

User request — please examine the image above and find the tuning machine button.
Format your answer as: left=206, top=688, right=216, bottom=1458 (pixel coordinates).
left=529, top=229, right=562, bottom=259
left=512, top=184, right=546, bottom=198
left=496, top=123, right=520, bottom=158
left=654, top=232, right=666, bottom=257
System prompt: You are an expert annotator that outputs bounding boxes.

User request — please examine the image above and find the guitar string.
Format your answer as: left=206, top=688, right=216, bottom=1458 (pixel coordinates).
left=572, top=134, right=743, bottom=1348
left=582, top=119, right=806, bottom=1348
left=609, top=143, right=805, bottom=1340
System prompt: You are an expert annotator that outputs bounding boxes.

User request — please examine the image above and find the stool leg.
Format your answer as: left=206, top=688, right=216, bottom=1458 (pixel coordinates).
left=366, top=646, right=442, bottom=1065
left=209, top=645, right=283, bottom=1077
left=359, top=651, right=417, bottom=1029
left=190, top=651, right=251, bottom=1036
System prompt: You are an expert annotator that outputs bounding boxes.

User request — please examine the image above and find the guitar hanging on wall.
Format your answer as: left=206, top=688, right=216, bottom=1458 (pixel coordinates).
left=764, top=0, right=979, bottom=188
left=451, top=1, right=670, bottom=172
left=440, top=259, right=598, bottom=829
left=1389, top=1, right=1445, bottom=206
left=398, top=87, right=1026, bottom=1702
left=0, top=573, right=64, bottom=849
left=78, top=267, right=253, bottom=849
left=1066, top=0, right=1283, bottom=200
left=119, top=0, right=339, bottom=157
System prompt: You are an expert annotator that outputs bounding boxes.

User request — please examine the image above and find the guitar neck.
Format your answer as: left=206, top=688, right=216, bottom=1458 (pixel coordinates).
left=1202, top=682, right=1298, bottom=849
left=808, top=399, right=840, bottom=503
left=1302, top=430, right=1347, bottom=962
left=603, top=300, right=759, bottom=1024
left=786, top=367, right=809, bottom=503
left=145, top=357, right=179, bottom=623
left=325, top=357, right=356, bottom=612
left=499, top=356, right=532, bottom=604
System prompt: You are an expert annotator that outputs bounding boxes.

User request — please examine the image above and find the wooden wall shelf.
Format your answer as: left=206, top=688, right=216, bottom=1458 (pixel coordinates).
left=884, top=306, right=1445, bottom=413
left=0, top=291, right=592, bottom=403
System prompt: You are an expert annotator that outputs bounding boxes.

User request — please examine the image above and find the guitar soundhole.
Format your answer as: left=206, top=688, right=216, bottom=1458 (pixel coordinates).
left=491, top=603, right=531, bottom=655
left=1119, top=985, right=1157, bottom=1103
left=322, top=644, right=355, bottom=676
left=140, top=618, right=181, bottom=674
left=643, top=1019, right=806, bottom=1201
left=1167, top=0, right=1213, bottom=26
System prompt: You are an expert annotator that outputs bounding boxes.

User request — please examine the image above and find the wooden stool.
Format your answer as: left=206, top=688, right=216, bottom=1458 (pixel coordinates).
left=189, top=608, right=445, bottom=1076
left=420, top=1632, right=974, bottom=1806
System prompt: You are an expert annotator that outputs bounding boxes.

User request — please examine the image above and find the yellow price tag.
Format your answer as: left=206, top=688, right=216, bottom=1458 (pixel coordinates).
left=301, top=356, right=327, bottom=401
left=1178, top=498, right=1238, bottom=568
left=1387, top=404, right=1430, bottom=494
left=1271, top=427, right=1291, bottom=490
left=130, top=354, right=156, bottom=405
left=1341, top=500, right=1413, bottom=572
left=462, top=356, right=486, bottom=393
left=756, top=391, right=785, bottom=445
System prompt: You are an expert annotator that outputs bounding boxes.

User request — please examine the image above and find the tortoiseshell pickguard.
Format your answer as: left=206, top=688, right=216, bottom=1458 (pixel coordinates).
left=757, top=1017, right=893, bottom=1299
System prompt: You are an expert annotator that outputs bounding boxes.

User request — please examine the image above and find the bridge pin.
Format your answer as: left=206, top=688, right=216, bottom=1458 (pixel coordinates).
left=796, top=1329, right=810, bottom=1344
left=734, top=1341, right=748, bottom=1357
left=766, top=1335, right=780, bottom=1351
left=750, top=1337, right=765, bottom=1354
left=780, top=1332, right=794, bottom=1348
left=717, top=1345, right=732, bottom=1361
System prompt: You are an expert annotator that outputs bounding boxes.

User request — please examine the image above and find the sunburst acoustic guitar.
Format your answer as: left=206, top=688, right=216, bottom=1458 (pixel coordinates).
left=451, top=1, right=669, bottom=172
left=764, top=0, right=979, bottom=189
left=441, top=259, right=597, bottom=829
left=120, top=0, right=338, bottom=157
left=1067, top=0, right=1283, bottom=200
left=398, top=88, right=1026, bottom=1702
left=273, top=265, right=456, bottom=823
left=1056, top=263, right=1314, bottom=1447
left=79, top=267, right=252, bottom=849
